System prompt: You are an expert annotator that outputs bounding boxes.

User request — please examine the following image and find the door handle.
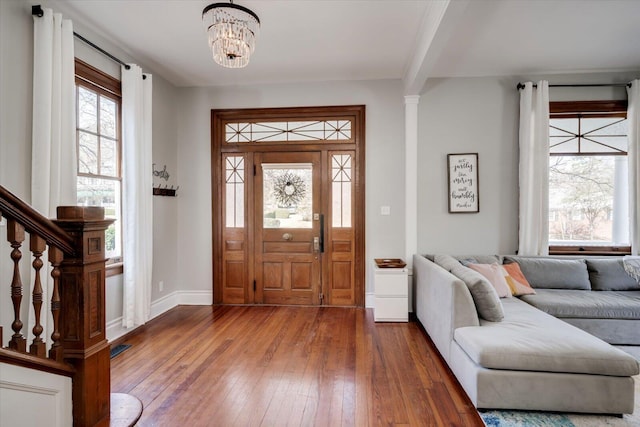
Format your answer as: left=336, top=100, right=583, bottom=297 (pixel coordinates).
left=312, top=214, right=325, bottom=253
left=282, top=233, right=293, bottom=241
left=319, top=214, right=324, bottom=253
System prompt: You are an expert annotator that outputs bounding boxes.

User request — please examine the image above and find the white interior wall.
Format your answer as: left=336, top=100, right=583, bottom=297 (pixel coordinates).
left=417, top=72, right=636, bottom=257
left=175, top=80, right=407, bottom=301
left=148, top=73, right=179, bottom=309
left=417, top=77, right=520, bottom=255
left=0, top=0, right=180, bottom=341
left=0, top=0, right=32, bottom=201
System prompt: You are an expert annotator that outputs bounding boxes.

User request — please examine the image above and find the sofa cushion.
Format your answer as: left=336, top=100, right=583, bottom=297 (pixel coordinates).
left=503, top=256, right=590, bottom=290
left=450, top=264, right=504, bottom=322
left=453, top=255, right=504, bottom=265
left=587, top=259, right=640, bottom=291
left=434, top=254, right=462, bottom=272
left=520, top=289, right=640, bottom=320
left=454, top=298, right=639, bottom=377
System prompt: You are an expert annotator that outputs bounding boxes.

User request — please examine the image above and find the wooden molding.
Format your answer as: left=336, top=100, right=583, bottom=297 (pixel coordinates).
left=0, top=347, right=74, bottom=377
left=549, top=245, right=631, bottom=256
left=75, top=58, right=121, bottom=98
left=550, top=100, right=627, bottom=116
left=106, top=262, right=124, bottom=277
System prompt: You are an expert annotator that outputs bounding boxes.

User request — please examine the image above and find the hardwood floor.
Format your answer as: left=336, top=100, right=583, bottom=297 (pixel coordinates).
left=110, top=306, right=483, bottom=426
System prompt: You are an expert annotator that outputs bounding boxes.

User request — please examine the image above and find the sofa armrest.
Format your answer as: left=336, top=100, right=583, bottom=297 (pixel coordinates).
left=414, top=254, right=479, bottom=363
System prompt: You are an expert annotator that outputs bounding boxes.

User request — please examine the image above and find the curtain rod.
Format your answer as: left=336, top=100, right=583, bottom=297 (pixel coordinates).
left=517, top=82, right=631, bottom=90
left=72, top=32, right=131, bottom=70
left=32, top=5, right=135, bottom=73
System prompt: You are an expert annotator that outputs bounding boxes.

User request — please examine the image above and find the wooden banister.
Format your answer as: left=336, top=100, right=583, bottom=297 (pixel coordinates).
left=0, top=185, right=75, bottom=255
left=1, top=185, right=114, bottom=426
left=55, top=206, right=114, bottom=427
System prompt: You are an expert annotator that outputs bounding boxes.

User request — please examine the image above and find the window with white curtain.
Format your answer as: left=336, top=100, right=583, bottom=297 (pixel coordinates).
left=75, top=58, right=123, bottom=262
left=549, top=100, right=631, bottom=255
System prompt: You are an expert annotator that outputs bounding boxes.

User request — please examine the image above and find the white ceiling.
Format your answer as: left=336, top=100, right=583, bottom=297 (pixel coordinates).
left=51, top=0, right=640, bottom=90
left=430, top=0, right=640, bottom=78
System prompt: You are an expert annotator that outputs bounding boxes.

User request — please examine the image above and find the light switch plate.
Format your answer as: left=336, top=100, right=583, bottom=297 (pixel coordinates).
left=380, top=206, right=391, bottom=216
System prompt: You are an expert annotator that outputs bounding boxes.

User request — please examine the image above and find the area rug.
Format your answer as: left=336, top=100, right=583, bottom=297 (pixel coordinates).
left=481, top=411, right=574, bottom=426
left=481, top=405, right=640, bottom=427
left=480, top=346, right=640, bottom=427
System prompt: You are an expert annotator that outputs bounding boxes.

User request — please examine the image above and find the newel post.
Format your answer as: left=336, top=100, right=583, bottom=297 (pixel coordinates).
left=55, top=206, right=114, bottom=427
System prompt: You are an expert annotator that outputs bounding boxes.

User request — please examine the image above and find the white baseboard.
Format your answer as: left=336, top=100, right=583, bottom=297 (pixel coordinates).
left=106, top=317, right=129, bottom=342
left=177, top=290, right=213, bottom=305
left=365, top=292, right=375, bottom=308
left=149, top=291, right=180, bottom=319
left=106, top=290, right=213, bottom=342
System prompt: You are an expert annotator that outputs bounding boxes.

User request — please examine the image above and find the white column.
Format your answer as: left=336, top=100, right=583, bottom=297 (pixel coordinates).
left=612, top=156, right=629, bottom=244
left=405, top=95, right=420, bottom=268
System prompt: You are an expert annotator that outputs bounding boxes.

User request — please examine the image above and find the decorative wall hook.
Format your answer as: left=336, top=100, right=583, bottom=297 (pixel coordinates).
left=153, top=185, right=178, bottom=197
left=152, top=162, right=176, bottom=196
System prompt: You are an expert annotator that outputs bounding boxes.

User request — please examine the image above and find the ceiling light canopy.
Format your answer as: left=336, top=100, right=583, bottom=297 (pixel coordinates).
left=202, top=1, right=260, bottom=69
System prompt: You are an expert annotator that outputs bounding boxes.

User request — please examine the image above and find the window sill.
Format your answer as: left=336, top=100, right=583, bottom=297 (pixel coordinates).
left=549, top=246, right=631, bottom=257
left=106, top=262, right=123, bottom=277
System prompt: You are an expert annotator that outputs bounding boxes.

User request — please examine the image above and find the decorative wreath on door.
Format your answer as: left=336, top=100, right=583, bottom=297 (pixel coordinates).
left=273, top=171, right=306, bottom=207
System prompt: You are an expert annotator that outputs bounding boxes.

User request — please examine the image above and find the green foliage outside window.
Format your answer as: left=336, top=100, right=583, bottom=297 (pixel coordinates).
left=105, top=224, right=116, bottom=252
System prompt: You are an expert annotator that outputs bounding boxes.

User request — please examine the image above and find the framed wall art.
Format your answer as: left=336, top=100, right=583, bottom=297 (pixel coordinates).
left=447, top=153, right=479, bottom=213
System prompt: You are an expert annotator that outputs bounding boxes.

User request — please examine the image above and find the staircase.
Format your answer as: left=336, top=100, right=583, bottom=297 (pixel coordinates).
left=0, top=185, right=142, bottom=426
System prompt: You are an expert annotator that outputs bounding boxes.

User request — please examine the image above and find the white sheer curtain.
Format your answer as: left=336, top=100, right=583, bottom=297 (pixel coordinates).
left=122, top=65, right=153, bottom=328
left=628, top=80, right=640, bottom=255
left=518, top=81, right=550, bottom=256
left=30, top=8, right=76, bottom=343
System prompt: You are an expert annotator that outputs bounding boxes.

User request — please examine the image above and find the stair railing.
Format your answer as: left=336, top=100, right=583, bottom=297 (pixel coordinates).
left=0, top=184, right=113, bottom=426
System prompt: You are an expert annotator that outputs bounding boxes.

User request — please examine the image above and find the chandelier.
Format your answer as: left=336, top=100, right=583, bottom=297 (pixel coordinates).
left=202, top=1, right=260, bottom=69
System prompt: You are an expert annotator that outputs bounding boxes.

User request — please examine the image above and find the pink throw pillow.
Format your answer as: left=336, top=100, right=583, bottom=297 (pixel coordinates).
left=467, top=263, right=512, bottom=298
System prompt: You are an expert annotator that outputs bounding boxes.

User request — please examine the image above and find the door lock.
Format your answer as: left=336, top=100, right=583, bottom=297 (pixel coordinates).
left=282, top=233, right=293, bottom=241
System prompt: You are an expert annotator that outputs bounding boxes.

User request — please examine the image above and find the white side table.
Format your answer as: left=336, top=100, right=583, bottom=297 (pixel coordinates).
left=374, top=264, right=408, bottom=322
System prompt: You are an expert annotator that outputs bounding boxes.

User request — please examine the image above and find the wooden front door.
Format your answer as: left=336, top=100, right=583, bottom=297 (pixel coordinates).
left=254, top=152, right=321, bottom=305
left=212, top=106, right=365, bottom=307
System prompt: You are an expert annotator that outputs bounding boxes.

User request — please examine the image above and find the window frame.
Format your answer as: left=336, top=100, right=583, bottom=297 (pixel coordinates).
left=548, top=100, right=630, bottom=256
left=74, top=59, right=124, bottom=272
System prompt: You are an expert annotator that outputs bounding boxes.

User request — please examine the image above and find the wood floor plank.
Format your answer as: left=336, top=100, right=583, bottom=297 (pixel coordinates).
left=260, top=308, right=313, bottom=425
left=110, top=306, right=484, bottom=427
left=354, top=309, right=373, bottom=426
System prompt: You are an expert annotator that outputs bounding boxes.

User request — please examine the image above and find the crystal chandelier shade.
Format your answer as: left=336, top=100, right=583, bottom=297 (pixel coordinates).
left=202, top=2, right=260, bottom=69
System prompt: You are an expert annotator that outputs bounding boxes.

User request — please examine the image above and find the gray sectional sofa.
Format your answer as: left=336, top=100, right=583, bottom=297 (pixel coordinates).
left=414, top=254, right=640, bottom=415
left=509, top=256, right=640, bottom=345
